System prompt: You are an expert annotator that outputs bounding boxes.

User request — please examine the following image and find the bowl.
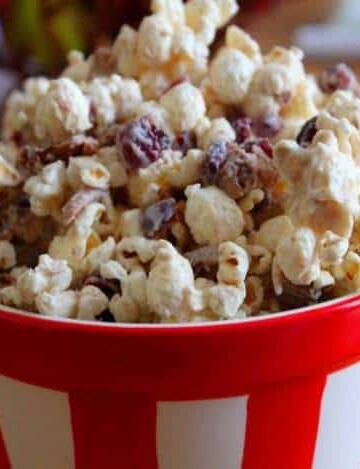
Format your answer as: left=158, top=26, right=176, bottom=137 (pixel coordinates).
left=0, top=296, right=359, bottom=468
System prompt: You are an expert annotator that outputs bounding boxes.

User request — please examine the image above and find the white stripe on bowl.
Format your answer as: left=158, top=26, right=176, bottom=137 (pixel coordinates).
left=0, top=374, right=74, bottom=469
left=313, top=362, right=360, bottom=469
left=156, top=396, right=248, bottom=469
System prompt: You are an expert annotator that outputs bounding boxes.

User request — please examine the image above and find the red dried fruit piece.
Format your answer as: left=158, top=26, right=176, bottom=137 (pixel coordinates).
left=172, top=131, right=197, bottom=154
left=232, top=116, right=253, bottom=144
left=142, top=198, right=177, bottom=237
left=319, top=63, right=357, bottom=94
left=253, top=111, right=283, bottom=139
left=217, top=143, right=278, bottom=200
left=116, top=116, right=172, bottom=170
left=296, top=116, right=318, bottom=147
left=202, top=140, right=228, bottom=184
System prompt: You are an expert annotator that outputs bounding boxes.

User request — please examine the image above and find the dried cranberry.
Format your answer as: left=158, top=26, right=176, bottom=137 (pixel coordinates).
left=232, top=117, right=253, bottom=144
left=296, top=116, right=318, bottom=148
left=319, top=63, right=357, bottom=94
left=172, top=131, right=197, bottom=153
left=82, top=276, right=121, bottom=298
left=95, top=310, right=116, bottom=323
left=253, top=111, right=283, bottom=138
left=142, top=198, right=177, bottom=236
left=116, top=116, right=172, bottom=170
left=202, top=140, right=228, bottom=185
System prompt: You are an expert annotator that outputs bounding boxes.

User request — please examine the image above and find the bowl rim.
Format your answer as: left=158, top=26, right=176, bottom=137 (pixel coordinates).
left=0, top=292, right=359, bottom=334
left=1, top=293, right=360, bottom=396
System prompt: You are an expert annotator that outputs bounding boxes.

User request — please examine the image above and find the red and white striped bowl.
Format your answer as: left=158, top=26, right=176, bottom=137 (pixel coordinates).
left=0, top=296, right=360, bottom=468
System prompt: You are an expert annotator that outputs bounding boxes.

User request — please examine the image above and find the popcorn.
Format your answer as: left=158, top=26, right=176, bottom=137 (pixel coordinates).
left=2, top=77, right=50, bottom=142
left=275, top=130, right=360, bottom=238
left=0, top=241, right=16, bottom=270
left=205, top=284, right=246, bottom=319
left=185, top=184, right=244, bottom=245
left=137, top=14, right=174, bottom=67
left=217, top=242, right=249, bottom=287
left=24, top=160, right=67, bottom=217
left=250, top=216, right=294, bottom=253
left=2, top=6, right=360, bottom=323
left=209, top=48, right=256, bottom=105
left=0, top=155, right=21, bottom=187
left=112, top=25, right=140, bottom=78
left=116, top=236, right=158, bottom=271
left=100, top=260, right=127, bottom=283
left=147, top=241, right=194, bottom=320
left=243, top=46, right=305, bottom=118
left=225, top=26, right=262, bottom=64
left=17, top=255, right=72, bottom=305
left=84, top=75, right=142, bottom=127
left=67, top=157, right=110, bottom=190
left=77, top=286, right=109, bottom=321
left=140, top=71, right=171, bottom=101
left=185, top=0, right=220, bottom=45
left=49, top=203, right=105, bottom=270
left=36, top=290, right=78, bottom=318
left=327, top=90, right=360, bottom=129
left=150, top=0, right=185, bottom=25
left=96, top=147, right=128, bottom=188
left=110, top=268, right=150, bottom=323
left=275, top=228, right=320, bottom=286
left=197, top=118, right=235, bottom=149
left=160, top=82, right=206, bottom=133
left=34, top=78, right=91, bottom=144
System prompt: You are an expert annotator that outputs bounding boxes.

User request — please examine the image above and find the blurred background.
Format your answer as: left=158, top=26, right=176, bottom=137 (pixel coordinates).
left=0, top=0, right=359, bottom=110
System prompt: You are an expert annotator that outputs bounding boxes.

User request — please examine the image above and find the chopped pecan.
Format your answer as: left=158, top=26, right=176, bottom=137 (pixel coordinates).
left=61, top=189, right=107, bottom=226
left=19, top=136, right=99, bottom=173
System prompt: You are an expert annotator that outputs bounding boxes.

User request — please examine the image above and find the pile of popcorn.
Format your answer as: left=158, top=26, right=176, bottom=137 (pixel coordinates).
left=0, top=0, right=360, bottom=323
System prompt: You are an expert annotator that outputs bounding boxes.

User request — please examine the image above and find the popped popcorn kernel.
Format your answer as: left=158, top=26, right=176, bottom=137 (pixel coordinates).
left=185, top=184, right=245, bottom=245
left=34, top=78, right=91, bottom=144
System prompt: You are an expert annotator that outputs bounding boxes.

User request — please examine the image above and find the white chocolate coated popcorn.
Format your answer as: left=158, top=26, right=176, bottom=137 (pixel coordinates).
left=24, top=161, right=67, bottom=217
left=209, top=48, right=256, bottom=105
left=137, top=14, right=174, bottom=67
left=2, top=4, right=360, bottom=323
left=34, top=78, right=91, bottom=143
left=3, top=77, right=50, bottom=141
left=160, top=82, right=206, bottom=132
left=147, top=241, right=194, bottom=320
left=275, top=228, right=320, bottom=286
left=275, top=130, right=360, bottom=238
left=77, top=286, right=109, bottom=321
left=0, top=241, right=16, bottom=270
left=185, top=184, right=244, bottom=245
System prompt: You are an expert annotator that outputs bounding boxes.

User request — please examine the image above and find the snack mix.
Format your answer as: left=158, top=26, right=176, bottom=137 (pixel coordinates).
left=1, top=0, right=360, bottom=324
